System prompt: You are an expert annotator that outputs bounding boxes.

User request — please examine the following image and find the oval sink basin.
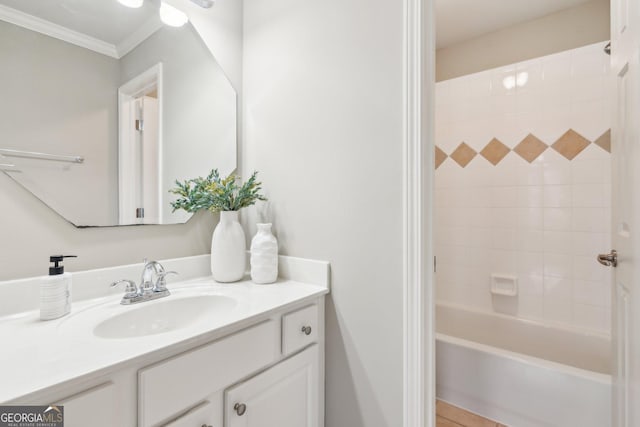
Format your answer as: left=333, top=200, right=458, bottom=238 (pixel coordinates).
left=94, top=295, right=237, bottom=339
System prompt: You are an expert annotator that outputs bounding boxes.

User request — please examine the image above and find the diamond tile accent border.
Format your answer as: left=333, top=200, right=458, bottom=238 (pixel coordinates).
left=514, top=134, right=548, bottom=163
left=552, top=129, right=591, bottom=160
left=594, top=129, right=611, bottom=153
left=450, top=142, right=477, bottom=168
left=435, top=128, right=610, bottom=168
left=480, top=138, right=510, bottom=165
left=435, top=146, right=448, bottom=169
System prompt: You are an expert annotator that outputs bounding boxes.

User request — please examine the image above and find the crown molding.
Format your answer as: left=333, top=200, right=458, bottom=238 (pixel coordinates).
left=0, top=4, right=119, bottom=58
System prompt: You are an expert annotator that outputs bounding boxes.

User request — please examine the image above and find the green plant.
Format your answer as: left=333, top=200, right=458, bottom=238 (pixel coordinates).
left=170, top=169, right=267, bottom=213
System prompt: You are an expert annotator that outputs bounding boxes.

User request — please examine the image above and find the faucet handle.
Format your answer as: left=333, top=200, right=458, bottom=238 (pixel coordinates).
left=110, top=279, right=138, bottom=298
left=154, top=271, right=178, bottom=292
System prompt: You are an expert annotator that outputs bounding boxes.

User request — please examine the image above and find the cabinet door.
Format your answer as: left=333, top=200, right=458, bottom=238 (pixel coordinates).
left=57, top=382, right=116, bottom=427
left=225, top=345, right=319, bottom=427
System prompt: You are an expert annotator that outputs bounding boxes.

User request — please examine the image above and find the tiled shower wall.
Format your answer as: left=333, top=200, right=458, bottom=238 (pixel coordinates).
left=435, top=42, right=613, bottom=334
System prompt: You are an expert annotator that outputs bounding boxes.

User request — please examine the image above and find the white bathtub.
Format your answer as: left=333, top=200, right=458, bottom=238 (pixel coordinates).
left=436, top=304, right=612, bottom=427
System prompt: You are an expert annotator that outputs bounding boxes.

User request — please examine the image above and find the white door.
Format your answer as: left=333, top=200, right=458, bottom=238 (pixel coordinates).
left=609, top=0, right=640, bottom=425
left=118, top=95, right=160, bottom=224
left=225, top=346, right=319, bottom=427
left=140, top=96, right=160, bottom=224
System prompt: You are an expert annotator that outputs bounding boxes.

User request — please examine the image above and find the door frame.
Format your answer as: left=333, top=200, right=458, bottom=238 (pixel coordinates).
left=118, top=63, right=164, bottom=224
left=403, top=0, right=435, bottom=426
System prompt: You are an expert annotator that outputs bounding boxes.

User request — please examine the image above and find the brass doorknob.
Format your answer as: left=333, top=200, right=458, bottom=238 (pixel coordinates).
left=598, top=250, right=618, bottom=267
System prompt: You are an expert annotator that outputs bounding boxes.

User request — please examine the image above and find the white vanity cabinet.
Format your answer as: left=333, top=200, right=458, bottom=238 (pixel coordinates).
left=0, top=255, right=329, bottom=427
left=9, top=297, right=324, bottom=427
left=161, top=400, right=219, bottom=427
left=138, top=320, right=281, bottom=427
left=56, top=382, right=118, bottom=427
left=137, top=299, right=324, bottom=427
left=225, top=345, right=319, bottom=427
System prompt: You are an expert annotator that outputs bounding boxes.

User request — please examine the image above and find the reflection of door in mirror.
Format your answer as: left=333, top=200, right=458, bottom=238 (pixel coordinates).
left=118, top=65, right=162, bottom=225
left=0, top=1, right=237, bottom=227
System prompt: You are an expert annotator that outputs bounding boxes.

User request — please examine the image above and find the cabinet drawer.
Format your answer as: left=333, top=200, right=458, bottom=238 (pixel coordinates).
left=163, top=400, right=216, bottom=427
left=139, top=320, right=279, bottom=427
left=282, top=304, right=318, bottom=355
left=57, top=382, right=116, bottom=427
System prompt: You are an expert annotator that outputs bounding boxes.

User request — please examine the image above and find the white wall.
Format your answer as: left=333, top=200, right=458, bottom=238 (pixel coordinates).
left=242, top=0, right=405, bottom=425
left=435, top=43, right=613, bottom=334
left=0, top=0, right=243, bottom=280
left=120, top=23, right=237, bottom=223
left=436, top=0, right=610, bottom=81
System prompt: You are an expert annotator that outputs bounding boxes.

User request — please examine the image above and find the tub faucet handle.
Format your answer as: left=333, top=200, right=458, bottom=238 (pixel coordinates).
left=597, top=250, right=617, bottom=267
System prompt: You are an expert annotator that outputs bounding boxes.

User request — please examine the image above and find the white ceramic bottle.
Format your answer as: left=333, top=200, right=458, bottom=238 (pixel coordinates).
left=40, top=255, right=76, bottom=321
left=211, top=211, right=246, bottom=282
left=250, top=223, right=278, bottom=284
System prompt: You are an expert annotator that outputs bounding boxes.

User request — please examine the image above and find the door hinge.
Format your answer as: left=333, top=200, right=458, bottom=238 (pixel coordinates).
left=434, top=256, right=437, bottom=273
left=135, top=119, right=144, bottom=132
left=136, top=208, right=145, bottom=219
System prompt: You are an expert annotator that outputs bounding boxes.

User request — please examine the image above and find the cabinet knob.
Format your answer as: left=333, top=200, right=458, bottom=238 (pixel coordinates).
left=301, top=325, right=312, bottom=335
left=234, top=403, right=247, bottom=416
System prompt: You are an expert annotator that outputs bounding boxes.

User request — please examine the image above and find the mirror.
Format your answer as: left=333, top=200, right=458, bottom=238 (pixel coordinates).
left=0, top=0, right=237, bottom=226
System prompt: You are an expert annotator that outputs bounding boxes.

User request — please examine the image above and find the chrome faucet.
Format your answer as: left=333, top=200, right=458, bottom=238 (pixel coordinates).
left=140, top=260, right=162, bottom=295
left=110, top=260, right=178, bottom=305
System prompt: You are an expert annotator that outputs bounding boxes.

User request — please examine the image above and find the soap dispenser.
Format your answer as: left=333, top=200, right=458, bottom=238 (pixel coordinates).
left=40, top=255, right=76, bottom=321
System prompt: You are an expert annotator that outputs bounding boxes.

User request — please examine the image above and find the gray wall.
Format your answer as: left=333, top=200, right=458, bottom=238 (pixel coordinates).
left=0, top=20, right=120, bottom=225
left=0, top=0, right=243, bottom=280
left=242, top=0, right=404, bottom=425
left=436, top=0, right=610, bottom=81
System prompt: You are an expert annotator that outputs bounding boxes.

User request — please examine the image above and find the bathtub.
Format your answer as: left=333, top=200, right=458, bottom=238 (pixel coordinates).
left=436, top=304, right=612, bottom=427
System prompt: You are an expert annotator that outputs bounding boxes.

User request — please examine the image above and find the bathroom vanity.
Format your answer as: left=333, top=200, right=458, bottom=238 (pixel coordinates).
left=0, top=255, right=329, bottom=427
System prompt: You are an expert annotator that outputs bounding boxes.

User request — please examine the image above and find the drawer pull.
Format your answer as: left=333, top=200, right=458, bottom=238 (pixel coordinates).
left=234, top=403, right=247, bottom=416
left=301, top=326, right=312, bottom=335
left=201, top=425, right=212, bottom=427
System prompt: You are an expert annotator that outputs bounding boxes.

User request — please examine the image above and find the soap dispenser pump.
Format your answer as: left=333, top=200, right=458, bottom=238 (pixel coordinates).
left=40, top=255, right=77, bottom=321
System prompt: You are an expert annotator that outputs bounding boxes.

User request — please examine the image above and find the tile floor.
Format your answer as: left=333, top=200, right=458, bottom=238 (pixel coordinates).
left=436, top=400, right=507, bottom=427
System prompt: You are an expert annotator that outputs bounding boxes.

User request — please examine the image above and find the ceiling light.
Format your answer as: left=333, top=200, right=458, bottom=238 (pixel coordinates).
left=160, top=2, right=189, bottom=27
left=516, top=72, right=529, bottom=87
left=190, top=0, right=214, bottom=8
left=502, top=72, right=529, bottom=90
left=118, top=0, right=144, bottom=8
left=502, top=75, right=516, bottom=90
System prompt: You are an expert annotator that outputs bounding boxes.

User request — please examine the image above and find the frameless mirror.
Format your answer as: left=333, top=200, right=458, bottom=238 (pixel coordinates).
left=0, top=0, right=237, bottom=226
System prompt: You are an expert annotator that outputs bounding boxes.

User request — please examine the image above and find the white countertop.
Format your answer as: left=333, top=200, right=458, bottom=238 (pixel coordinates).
left=0, top=278, right=329, bottom=402
left=0, top=271, right=328, bottom=403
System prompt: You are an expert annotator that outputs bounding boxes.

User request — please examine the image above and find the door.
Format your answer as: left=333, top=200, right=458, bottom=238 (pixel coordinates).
left=118, top=64, right=162, bottom=225
left=609, top=0, right=640, bottom=425
left=118, top=95, right=160, bottom=225
left=225, top=345, right=319, bottom=427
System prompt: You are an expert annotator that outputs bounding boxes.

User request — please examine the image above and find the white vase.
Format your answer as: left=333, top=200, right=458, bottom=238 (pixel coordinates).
left=250, top=223, right=278, bottom=284
left=211, top=211, right=246, bottom=282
